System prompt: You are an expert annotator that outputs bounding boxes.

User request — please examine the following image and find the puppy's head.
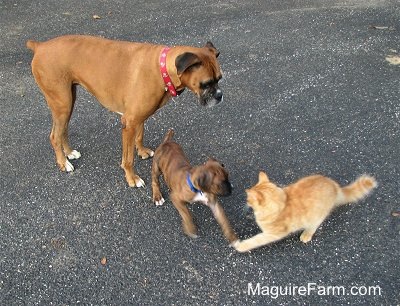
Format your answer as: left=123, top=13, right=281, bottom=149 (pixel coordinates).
left=191, top=158, right=232, bottom=196
left=175, top=42, right=223, bottom=107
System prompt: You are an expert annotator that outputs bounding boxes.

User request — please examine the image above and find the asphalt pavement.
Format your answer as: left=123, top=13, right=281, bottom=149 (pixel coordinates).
left=1, top=0, right=399, bottom=304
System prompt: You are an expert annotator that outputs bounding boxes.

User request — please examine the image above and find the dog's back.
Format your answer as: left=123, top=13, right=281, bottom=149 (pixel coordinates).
left=154, top=129, right=189, bottom=168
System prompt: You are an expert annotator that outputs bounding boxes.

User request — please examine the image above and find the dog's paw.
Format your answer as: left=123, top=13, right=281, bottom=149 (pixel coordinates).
left=138, top=148, right=154, bottom=160
left=65, top=159, right=75, bottom=172
left=127, top=175, right=145, bottom=188
left=134, top=177, right=145, bottom=188
left=186, top=232, right=199, bottom=239
left=67, top=150, right=81, bottom=160
left=155, top=197, right=165, bottom=206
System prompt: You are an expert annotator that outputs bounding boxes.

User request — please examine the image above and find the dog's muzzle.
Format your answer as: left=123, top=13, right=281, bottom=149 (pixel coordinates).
left=219, top=180, right=232, bottom=196
left=199, top=87, right=223, bottom=107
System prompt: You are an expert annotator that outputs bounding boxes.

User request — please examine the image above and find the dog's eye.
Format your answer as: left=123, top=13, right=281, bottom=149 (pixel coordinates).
left=221, top=163, right=225, bottom=168
left=200, top=81, right=212, bottom=90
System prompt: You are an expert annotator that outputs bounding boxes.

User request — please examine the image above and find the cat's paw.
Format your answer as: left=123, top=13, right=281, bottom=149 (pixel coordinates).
left=300, top=231, right=313, bottom=243
left=232, top=240, right=248, bottom=253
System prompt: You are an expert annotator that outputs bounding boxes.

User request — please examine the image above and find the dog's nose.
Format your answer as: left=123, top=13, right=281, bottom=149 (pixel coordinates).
left=221, top=180, right=232, bottom=196
left=215, top=89, right=223, bottom=102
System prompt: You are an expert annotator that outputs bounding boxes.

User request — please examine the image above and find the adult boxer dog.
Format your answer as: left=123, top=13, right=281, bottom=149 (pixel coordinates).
left=26, top=35, right=223, bottom=187
left=151, top=129, right=238, bottom=243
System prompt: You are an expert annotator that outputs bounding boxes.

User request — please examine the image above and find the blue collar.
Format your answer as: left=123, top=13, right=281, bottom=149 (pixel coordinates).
left=186, top=173, right=203, bottom=194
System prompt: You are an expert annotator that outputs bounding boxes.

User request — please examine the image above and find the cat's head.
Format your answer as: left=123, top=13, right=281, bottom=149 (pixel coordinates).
left=245, top=171, right=286, bottom=213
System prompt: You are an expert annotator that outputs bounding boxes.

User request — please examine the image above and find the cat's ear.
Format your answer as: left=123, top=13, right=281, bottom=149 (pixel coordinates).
left=258, top=171, right=269, bottom=183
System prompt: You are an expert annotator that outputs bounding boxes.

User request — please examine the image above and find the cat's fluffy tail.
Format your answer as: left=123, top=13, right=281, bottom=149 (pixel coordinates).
left=336, top=175, right=377, bottom=206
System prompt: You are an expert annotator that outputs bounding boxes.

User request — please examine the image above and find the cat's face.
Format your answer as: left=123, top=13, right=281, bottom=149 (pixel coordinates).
left=245, top=171, right=286, bottom=212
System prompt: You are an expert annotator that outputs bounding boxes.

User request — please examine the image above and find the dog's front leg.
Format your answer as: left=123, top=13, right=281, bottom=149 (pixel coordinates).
left=135, top=122, right=154, bottom=159
left=208, top=201, right=238, bottom=243
left=120, top=116, right=145, bottom=187
left=171, top=193, right=197, bottom=238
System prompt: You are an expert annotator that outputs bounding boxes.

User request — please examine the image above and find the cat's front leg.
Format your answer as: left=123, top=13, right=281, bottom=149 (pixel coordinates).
left=233, top=230, right=290, bottom=252
left=232, top=233, right=273, bottom=253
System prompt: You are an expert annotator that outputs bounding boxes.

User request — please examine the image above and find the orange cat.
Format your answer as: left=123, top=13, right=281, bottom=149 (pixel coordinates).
left=233, top=171, right=377, bottom=252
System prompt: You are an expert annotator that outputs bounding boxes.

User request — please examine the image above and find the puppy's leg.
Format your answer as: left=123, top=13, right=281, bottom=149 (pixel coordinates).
left=151, top=157, right=165, bottom=206
left=208, top=201, right=238, bottom=243
left=120, top=116, right=145, bottom=187
left=171, top=193, right=197, bottom=238
left=135, top=122, right=154, bottom=159
left=233, top=231, right=288, bottom=253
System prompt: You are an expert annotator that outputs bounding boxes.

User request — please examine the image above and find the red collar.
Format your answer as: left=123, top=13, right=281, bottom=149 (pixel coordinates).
left=160, top=47, right=178, bottom=97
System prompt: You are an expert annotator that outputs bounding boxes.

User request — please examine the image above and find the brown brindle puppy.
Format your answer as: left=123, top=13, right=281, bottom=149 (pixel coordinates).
left=26, top=35, right=223, bottom=187
left=151, top=129, right=238, bottom=243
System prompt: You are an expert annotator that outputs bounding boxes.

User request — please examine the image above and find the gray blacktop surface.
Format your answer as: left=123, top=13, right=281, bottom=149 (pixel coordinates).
left=1, top=0, right=399, bottom=305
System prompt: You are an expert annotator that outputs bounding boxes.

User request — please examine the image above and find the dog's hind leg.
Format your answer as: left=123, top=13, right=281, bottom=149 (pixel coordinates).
left=40, top=84, right=79, bottom=172
left=151, top=157, right=165, bottom=206
left=62, top=85, right=81, bottom=161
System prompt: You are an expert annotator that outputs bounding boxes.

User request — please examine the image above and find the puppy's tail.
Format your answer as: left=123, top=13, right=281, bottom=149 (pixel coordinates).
left=335, top=175, right=377, bottom=206
left=162, top=128, right=175, bottom=143
left=26, top=40, right=40, bottom=52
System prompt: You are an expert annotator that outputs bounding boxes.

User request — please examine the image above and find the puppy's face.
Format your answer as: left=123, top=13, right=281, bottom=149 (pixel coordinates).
left=192, top=158, right=232, bottom=196
left=176, top=42, right=223, bottom=107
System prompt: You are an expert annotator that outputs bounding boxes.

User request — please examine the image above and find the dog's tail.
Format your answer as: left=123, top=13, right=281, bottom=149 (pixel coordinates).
left=162, top=129, right=175, bottom=143
left=26, top=40, right=40, bottom=52
left=335, top=174, right=377, bottom=206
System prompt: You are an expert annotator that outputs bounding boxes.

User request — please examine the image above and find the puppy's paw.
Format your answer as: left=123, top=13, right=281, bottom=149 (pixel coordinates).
left=183, top=226, right=198, bottom=239
left=154, top=197, right=165, bottom=206
left=67, top=150, right=81, bottom=160
left=186, top=232, right=199, bottom=239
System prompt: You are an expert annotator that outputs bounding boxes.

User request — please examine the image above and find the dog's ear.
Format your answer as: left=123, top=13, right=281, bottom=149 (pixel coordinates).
left=205, top=41, right=220, bottom=58
left=175, top=52, right=202, bottom=75
left=205, top=157, right=217, bottom=164
left=196, top=171, right=212, bottom=191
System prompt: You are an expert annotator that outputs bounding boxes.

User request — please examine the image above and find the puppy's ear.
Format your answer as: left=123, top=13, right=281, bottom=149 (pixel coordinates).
left=196, top=171, right=212, bottom=191
left=175, top=52, right=202, bottom=75
left=205, top=157, right=217, bottom=164
left=205, top=41, right=220, bottom=58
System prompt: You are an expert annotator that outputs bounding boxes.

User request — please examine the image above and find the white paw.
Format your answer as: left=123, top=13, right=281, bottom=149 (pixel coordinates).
left=67, top=150, right=81, bottom=160
left=135, top=178, right=145, bottom=188
left=149, top=150, right=154, bottom=157
left=230, top=240, right=240, bottom=248
left=65, top=159, right=74, bottom=172
left=187, top=233, right=199, bottom=239
left=155, top=197, right=165, bottom=206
